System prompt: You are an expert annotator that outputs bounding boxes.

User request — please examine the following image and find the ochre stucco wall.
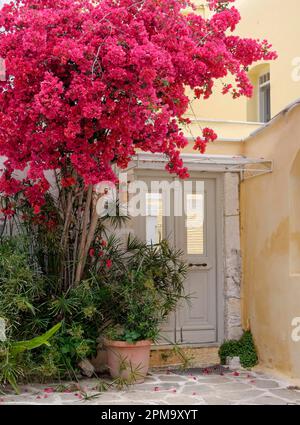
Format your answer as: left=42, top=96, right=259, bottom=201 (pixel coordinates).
left=241, top=104, right=300, bottom=380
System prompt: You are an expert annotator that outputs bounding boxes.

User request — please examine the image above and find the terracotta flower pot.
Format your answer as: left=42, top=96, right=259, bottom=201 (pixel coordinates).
left=104, top=339, right=152, bottom=383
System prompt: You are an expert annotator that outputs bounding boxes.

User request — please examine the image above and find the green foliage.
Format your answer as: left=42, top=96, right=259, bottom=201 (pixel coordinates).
left=238, top=331, right=259, bottom=368
left=0, top=233, right=187, bottom=389
left=0, top=236, right=102, bottom=385
left=219, top=330, right=258, bottom=369
left=219, top=339, right=240, bottom=364
left=0, top=237, right=45, bottom=338
left=103, top=237, right=187, bottom=343
left=11, top=323, right=62, bottom=355
left=0, top=323, right=61, bottom=394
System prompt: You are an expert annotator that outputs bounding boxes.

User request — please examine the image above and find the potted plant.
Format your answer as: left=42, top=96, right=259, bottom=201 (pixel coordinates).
left=102, top=238, right=187, bottom=383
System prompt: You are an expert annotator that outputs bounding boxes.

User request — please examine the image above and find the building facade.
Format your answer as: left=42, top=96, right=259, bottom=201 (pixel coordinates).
left=1, top=0, right=300, bottom=381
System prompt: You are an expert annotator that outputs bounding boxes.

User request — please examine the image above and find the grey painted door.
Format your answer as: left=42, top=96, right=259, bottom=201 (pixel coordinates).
left=132, top=173, right=218, bottom=345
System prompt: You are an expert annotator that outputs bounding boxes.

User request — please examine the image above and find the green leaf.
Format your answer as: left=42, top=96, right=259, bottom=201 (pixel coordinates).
left=23, top=299, right=36, bottom=315
left=7, top=373, right=20, bottom=395
left=10, top=322, right=62, bottom=356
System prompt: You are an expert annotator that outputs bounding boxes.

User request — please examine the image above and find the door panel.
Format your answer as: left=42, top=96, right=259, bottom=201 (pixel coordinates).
left=175, top=178, right=217, bottom=344
left=131, top=173, right=218, bottom=345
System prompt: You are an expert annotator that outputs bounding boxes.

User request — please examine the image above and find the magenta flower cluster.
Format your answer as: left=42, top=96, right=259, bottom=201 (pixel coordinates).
left=0, top=0, right=277, bottom=209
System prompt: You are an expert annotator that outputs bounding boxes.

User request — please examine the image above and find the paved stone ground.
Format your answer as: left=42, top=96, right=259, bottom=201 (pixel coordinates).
left=1, top=369, right=300, bottom=405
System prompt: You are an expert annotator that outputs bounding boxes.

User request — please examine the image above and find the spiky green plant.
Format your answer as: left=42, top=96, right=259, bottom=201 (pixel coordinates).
left=0, top=323, right=62, bottom=394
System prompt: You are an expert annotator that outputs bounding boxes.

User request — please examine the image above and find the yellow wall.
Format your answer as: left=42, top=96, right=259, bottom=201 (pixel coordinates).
left=236, top=0, right=300, bottom=120
left=241, top=104, right=300, bottom=381
left=181, top=119, right=260, bottom=155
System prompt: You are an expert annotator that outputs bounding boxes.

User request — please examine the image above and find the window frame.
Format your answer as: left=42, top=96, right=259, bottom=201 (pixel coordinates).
left=258, top=72, right=271, bottom=123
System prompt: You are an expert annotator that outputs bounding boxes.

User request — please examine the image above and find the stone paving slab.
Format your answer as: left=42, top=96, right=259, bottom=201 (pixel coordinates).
left=1, top=369, right=300, bottom=405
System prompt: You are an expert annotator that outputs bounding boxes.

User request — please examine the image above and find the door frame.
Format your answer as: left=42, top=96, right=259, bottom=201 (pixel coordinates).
left=131, top=168, right=225, bottom=348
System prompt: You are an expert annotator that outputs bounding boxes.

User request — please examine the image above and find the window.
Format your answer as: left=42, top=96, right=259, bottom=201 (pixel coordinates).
left=259, top=72, right=271, bottom=123
left=186, top=193, right=204, bottom=255
left=145, top=193, right=163, bottom=245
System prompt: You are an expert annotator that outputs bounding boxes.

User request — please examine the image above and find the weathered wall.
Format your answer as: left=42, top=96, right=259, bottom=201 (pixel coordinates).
left=224, top=172, right=243, bottom=340
left=241, top=103, right=300, bottom=380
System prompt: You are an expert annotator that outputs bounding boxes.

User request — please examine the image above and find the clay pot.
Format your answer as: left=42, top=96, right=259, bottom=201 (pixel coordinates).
left=104, top=339, right=152, bottom=383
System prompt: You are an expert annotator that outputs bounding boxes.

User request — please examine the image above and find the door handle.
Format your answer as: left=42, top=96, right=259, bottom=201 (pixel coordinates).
left=189, top=263, right=208, bottom=267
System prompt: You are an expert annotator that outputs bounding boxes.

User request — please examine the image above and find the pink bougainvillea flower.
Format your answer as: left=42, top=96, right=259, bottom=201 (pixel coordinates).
left=75, top=393, right=83, bottom=399
left=1, top=207, right=16, bottom=218
left=222, top=83, right=233, bottom=95
left=44, top=387, right=55, bottom=393
left=89, top=248, right=95, bottom=257
left=61, top=176, right=76, bottom=188
left=0, top=0, right=276, bottom=205
left=33, top=205, right=41, bottom=215
left=194, top=88, right=202, bottom=99
left=202, top=128, right=218, bottom=142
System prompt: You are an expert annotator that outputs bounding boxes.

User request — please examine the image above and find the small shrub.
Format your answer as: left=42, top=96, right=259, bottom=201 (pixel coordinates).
left=218, top=340, right=240, bottom=365
left=238, top=331, right=259, bottom=368
left=219, top=331, right=258, bottom=369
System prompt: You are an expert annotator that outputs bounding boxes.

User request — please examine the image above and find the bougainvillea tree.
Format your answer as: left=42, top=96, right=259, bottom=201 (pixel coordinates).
left=0, top=0, right=276, bottom=288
